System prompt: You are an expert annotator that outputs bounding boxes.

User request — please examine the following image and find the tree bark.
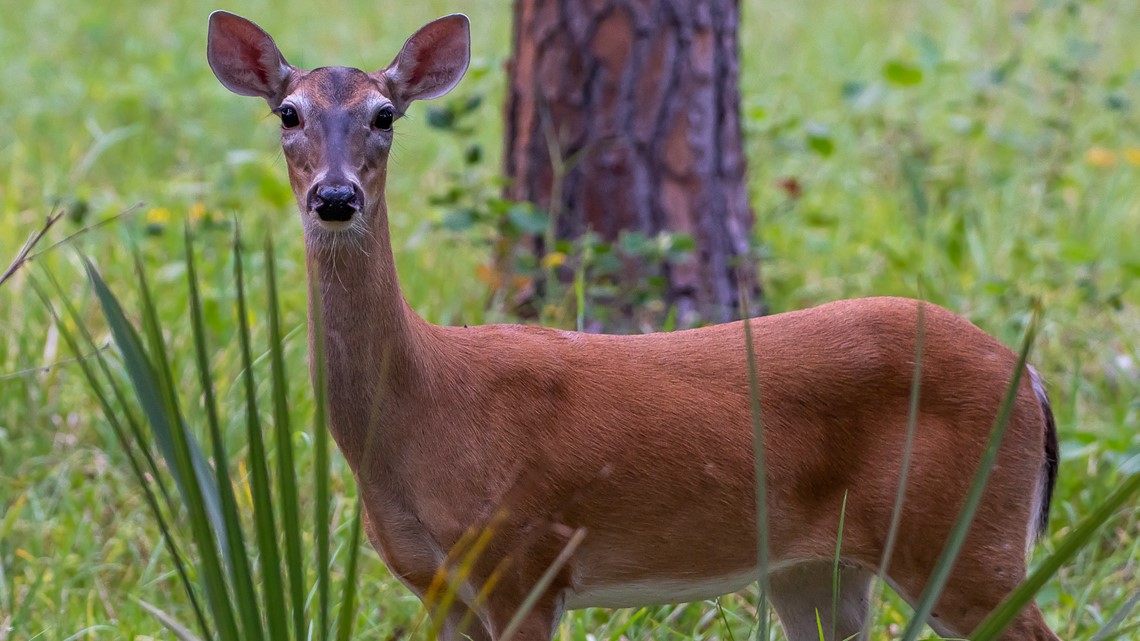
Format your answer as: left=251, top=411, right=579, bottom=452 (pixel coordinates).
left=503, top=0, right=762, bottom=328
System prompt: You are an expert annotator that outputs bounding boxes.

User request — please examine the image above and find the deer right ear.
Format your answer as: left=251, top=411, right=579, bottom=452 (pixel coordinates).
left=207, top=11, right=294, bottom=105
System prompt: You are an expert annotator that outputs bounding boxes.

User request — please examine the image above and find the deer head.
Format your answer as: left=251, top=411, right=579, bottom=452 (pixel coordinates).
left=207, top=11, right=470, bottom=246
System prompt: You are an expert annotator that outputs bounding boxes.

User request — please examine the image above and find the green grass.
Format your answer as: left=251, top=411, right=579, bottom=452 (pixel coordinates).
left=2, top=0, right=1139, bottom=639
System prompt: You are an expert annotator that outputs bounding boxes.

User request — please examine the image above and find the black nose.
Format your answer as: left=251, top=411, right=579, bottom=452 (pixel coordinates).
left=312, top=183, right=359, bottom=222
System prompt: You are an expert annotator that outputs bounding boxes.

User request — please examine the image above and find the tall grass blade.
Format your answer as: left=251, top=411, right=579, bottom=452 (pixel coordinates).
left=34, top=271, right=211, bottom=638
left=233, top=225, right=288, bottom=641
left=971, top=470, right=1140, bottom=641
left=1089, top=592, right=1140, bottom=641
left=136, top=599, right=205, bottom=641
left=500, top=527, right=587, bottom=641
left=739, top=283, right=770, bottom=641
left=86, top=259, right=241, bottom=639
left=898, top=311, right=1038, bottom=641
left=831, top=490, right=848, bottom=641
left=42, top=270, right=178, bottom=518
left=310, top=266, right=332, bottom=641
left=264, top=233, right=308, bottom=641
left=574, top=250, right=586, bottom=332
left=185, top=224, right=264, bottom=641
left=862, top=301, right=926, bottom=640
left=130, top=250, right=228, bottom=547
left=8, top=542, right=45, bottom=635
left=335, top=496, right=364, bottom=641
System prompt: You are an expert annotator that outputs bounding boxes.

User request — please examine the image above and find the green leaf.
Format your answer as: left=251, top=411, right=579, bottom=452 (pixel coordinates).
left=309, top=271, right=332, bottom=641
left=334, top=497, right=364, bottom=641
left=233, top=224, right=289, bottom=641
left=806, top=123, right=835, bottom=157
left=883, top=60, right=924, bottom=86
left=136, top=599, right=205, bottom=641
left=669, top=233, right=697, bottom=254
left=506, top=204, right=549, bottom=235
left=618, top=231, right=652, bottom=257
left=740, top=282, right=771, bottom=641
left=186, top=224, right=264, bottom=641
left=265, top=233, right=308, bottom=641
left=840, top=81, right=866, bottom=102
left=441, top=207, right=480, bottom=232
left=426, top=106, right=456, bottom=130
left=464, top=143, right=483, bottom=165
left=87, top=258, right=240, bottom=640
left=34, top=272, right=212, bottom=639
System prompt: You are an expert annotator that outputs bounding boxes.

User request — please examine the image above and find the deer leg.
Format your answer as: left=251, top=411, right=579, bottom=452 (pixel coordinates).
left=437, top=599, right=493, bottom=641
left=888, top=547, right=1061, bottom=641
left=769, top=561, right=873, bottom=641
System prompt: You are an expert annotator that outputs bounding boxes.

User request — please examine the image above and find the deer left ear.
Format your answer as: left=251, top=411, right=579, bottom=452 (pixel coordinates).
left=382, top=14, right=470, bottom=110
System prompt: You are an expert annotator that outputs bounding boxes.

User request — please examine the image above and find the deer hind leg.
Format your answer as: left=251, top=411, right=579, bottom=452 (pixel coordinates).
left=769, top=561, right=873, bottom=641
left=888, top=547, right=1061, bottom=641
left=484, top=590, right=564, bottom=641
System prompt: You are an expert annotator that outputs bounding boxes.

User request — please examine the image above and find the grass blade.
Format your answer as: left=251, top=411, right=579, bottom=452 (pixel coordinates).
left=740, top=283, right=771, bottom=641
left=136, top=599, right=205, bottom=641
left=971, top=470, right=1140, bottom=640
left=185, top=224, right=265, bottom=641
left=310, top=267, right=332, bottom=641
left=862, top=301, right=926, bottom=640
left=86, top=258, right=241, bottom=640
left=898, top=310, right=1038, bottom=641
left=130, top=250, right=228, bottom=547
left=500, top=527, right=587, bottom=641
left=831, top=490, right=848, bottom=641
left=265, top=233, right=308, bottom=641
left=1089, top=592, right=1140, bottom=641
left=233, top=224, right=288, bottom=641
left=334, top=496, right=364, bottom=641
left=33, top=271, right=212, bottom=638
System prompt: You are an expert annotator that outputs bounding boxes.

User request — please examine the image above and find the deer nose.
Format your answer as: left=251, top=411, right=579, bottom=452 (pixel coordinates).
left=311, top=183, right=361, bottom=222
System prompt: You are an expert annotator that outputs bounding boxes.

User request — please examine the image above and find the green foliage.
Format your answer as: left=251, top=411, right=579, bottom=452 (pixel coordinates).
left=33, top=231, right=364, bottom=641
left=426, top=90, right=700, bottom=330
left=1, top=0, right=1139, bottom=639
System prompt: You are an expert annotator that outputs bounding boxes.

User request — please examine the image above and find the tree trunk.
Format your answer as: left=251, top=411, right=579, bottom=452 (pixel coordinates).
left=503, top=0, right=762, bottom=328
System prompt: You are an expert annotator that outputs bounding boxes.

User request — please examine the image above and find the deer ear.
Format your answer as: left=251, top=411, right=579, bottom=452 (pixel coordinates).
left=382, top=14, right=470, bottom=109
left=207, top=11, right=294, bottom=105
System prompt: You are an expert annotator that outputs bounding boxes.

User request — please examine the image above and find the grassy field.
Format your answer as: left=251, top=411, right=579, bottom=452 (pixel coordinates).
left=2, top=0, right=1139, bottom=639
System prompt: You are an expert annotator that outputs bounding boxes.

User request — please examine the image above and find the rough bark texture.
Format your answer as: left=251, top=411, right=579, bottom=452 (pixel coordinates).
left=504, top=0, right=762, bottom=327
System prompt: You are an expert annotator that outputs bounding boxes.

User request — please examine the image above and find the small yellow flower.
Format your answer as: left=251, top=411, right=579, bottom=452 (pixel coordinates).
left=542, top=251, right=567, bottom=269
left=146, top=207, right=171, bottom=225
left=189, top=202, right=207, bottom=222
left=1085, top=146, right=1117, bottom=168
left=1124, top=147, right=1140, bottom=166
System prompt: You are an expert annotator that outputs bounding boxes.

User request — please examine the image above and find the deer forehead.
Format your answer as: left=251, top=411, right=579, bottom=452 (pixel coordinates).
left=286, top=67, right=392, bottom=113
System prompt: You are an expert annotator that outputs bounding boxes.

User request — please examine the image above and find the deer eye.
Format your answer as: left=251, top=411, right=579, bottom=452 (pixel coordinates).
left=277, top=105, right=301, bottom=129
left=373, top=107, right=394, bottom=131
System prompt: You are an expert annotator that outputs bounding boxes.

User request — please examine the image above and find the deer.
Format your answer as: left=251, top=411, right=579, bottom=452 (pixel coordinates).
left=207, top=11, right=1062, bottom=641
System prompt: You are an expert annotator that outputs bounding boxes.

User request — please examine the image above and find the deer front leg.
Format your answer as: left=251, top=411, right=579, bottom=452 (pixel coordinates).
left=485, top=590, right=565, bottom=641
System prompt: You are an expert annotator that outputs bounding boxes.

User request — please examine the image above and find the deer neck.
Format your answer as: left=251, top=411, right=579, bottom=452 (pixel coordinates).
left=303, top=201, right=430, bottom=465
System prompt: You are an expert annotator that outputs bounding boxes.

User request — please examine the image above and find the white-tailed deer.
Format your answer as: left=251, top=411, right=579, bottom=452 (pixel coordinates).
left=208, top=11, right=1062, bottom=641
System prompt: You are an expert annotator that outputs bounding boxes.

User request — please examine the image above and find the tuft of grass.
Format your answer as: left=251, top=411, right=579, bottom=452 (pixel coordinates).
left=31, top=229, right=363, bottom=641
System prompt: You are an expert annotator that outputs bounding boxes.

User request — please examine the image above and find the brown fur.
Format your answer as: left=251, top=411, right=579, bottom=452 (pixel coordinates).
left=207, top=11, right=1062, bottom=641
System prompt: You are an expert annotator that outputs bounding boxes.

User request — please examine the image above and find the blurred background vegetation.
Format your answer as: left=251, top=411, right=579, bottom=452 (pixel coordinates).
left=1, top=0, right=1138, bottom=638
